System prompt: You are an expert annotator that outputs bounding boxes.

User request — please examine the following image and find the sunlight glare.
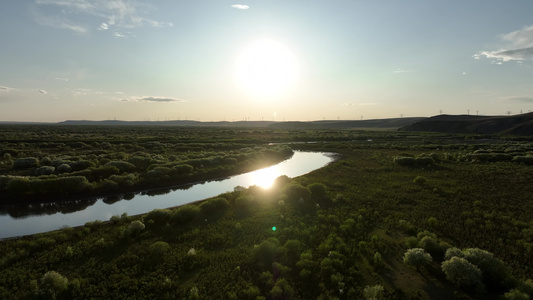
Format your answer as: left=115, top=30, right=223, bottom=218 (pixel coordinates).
left=251, top=167, right=278, bottom=189
left=234, top=39, right=299, bottom=99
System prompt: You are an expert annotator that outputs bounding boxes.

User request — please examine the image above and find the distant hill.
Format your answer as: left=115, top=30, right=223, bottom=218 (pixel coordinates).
left=267, top=117, right=425, bottom=130
left=57, top=120, right=276, bottom=127
left=55, top=118, right=425, bottom=130
left=399, top=113, right=533, bottom=135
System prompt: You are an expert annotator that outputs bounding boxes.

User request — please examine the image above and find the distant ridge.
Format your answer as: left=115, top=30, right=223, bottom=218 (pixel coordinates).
left=268, top=117, right=424, bottom=130
left=54, top=118, right=425, bottom=130
left=58, top=120, right=276, bottom=127
left=399, top=113, right=533, bottom=135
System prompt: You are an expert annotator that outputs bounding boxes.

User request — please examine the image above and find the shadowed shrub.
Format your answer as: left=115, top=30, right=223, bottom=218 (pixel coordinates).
left=13, top=157, right=38, bottom=169
left=171, top=205, right=200, bottom=225
left=199, top=197, right=229, bottom=214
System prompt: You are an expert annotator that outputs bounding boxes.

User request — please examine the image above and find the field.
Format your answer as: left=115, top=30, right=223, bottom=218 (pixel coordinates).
left=0, top=125, right=532, bottom=299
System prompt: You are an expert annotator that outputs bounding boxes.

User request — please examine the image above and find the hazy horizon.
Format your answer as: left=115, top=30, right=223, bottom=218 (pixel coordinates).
left=1, top=1, right=533, bottom=122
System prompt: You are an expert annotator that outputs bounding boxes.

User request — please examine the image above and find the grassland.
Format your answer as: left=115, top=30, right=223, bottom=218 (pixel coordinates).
left=0, top=125, right=532, bottom=299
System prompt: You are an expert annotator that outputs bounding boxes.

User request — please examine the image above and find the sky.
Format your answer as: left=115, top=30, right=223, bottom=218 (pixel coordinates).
left=1, top=0, right=533, bottom=122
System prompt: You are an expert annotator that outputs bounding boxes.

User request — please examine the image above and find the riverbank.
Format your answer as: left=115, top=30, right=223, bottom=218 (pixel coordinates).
left=0, top=151, right=335, bottom=239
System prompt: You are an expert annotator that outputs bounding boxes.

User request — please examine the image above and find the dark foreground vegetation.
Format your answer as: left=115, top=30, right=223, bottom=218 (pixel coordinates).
left=0, top=125, right=532, bottom=299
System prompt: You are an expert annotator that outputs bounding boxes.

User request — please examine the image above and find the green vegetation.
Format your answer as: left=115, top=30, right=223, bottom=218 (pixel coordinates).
left=0, top=125, right=532, bottom=299
left=0, top=125, right=294, bottom=203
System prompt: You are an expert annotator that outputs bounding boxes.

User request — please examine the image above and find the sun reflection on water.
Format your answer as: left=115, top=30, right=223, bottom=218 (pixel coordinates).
left=251, top=167, right=278, bottom=189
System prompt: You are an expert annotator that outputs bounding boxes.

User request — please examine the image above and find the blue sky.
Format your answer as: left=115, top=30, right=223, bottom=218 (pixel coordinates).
left=1, top=0, right=533, bottom=122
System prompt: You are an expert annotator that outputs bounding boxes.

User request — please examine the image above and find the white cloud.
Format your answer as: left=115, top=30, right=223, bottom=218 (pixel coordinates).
left=38, top=89, right=47, bottom=94
left=121, top=96, right=186, bottom=103
left=393, top=69, right=413, bottom=74
left=0, top=86, right=16, bottom=92
left=33, top=0, right=172, bottom=34
left=53, top=77, right=69, bottom=81
left=506, top=96, right=533, bottom=103
left=475, top=25, right=533, bottom=62
left=98, top=22, right=108, bottom=30
left=72, top=88, right=93, bottom=96
left=231, top=4, right=250, bottom=10
left=341, top=102, right=377, bottom=106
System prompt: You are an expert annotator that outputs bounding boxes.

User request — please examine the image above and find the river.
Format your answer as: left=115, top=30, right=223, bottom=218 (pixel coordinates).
left=0, top=151, right=335, bottom=239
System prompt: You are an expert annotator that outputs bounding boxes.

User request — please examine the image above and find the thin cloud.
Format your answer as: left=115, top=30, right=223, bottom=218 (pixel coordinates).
left=506, top=96, right=533, bottom=103
left=341, top=102, right=378, bottom=106
left=33, top=0, right=173, bottom=34
left=38, top=89, right=47, bottom=94
left=475, top=25, right=533, bottom=62
left=72, top=88, right=93, bottom=96
left=121, top=96, right=186, bottom=103
left=0, top=86, right=16, bottom=92
left=393, top=69, right=413, bottom=74
left=98, top=23, right=109, bottom=30
left=231, top=4, right=250, bottom=10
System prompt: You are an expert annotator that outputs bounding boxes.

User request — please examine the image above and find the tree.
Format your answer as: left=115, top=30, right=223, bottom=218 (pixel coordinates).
left=441, top=257, right=483, bottom=288
left=444, top=247, right=464, bottom=261
left=364, top=285, right=384, bottom=300
left=124, top=220, right=145, bottom=237
left=39, top=271, right=68, bottom=299
left=462, top=248, right=510, bottom=290
left=373, top=251, right=383, bottom=266
left=253, top=238, right=280, bottom=269
left=504, top=288, right=530, bottom=300
left=403, top=248, right=432, bottom=271
left=308, top=182, right=328, bottom=203
left=270, top=278, right=294, bottom=299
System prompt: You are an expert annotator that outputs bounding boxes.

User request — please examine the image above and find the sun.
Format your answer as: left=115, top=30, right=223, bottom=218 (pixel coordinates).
left=234, top=39, right=299, bottom=100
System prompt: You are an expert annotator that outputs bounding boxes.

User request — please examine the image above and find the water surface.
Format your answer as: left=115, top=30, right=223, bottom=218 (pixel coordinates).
left=0, top=151, right=335, bottom=239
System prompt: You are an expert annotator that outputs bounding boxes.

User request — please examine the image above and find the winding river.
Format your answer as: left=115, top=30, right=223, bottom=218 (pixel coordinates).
left=0, top=151, right=335, bottom=239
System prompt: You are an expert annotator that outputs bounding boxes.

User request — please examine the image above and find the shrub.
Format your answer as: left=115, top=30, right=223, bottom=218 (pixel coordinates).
left=403, top=248, right=432, bottom=271
left=38, top=271, right=68, bottom=299
left=13, top=157, right=38, bottom=169
left=253, top=237, right=280, bottom=269
left=171, top=164, right=194, bottom=176
left=441, top=257, right=483, bottom=288
left=40, top=157, right=52, bottom=166
left=363, top=285, right=384, bottom=300
left=149, top=241, right=170, bottom=259
left=270, top=278, right=294, bottom=299
left=308, top=183, right=328, bottom=202
left=234, top=194, right=254, bottom=214
left=462, top=248, right=510, bottom=290
left=105, top=161, right=136, bottom=173
left=504, top=289, right=530, bottom=300
left=171, top=205, right=200, bottom=225
left=444, top=247, right=465, bottom=261
left=199, top=197, right=229, bottom=214
left=109, top=173, right=137, bottom=187
left=282, top=183, right=311, bottom=204
left=513, top=156, right=533, bottom=165
left=57, top=163, right=72, bottom=173
left=419, top=236, right=442, bottom=260
left=394, top=156, right=416, bottom=166
left=413, top=176, right=428, bottom=185
left=145, top=209, right=172, bottom=228
left=125, top=220, right=145, bottom=237
left=35, top=166, right=55, bottom=176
